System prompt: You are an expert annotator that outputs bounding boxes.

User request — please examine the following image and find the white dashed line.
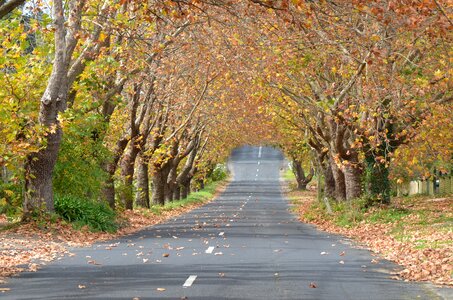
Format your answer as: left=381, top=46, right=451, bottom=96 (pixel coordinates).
left=256, top=168, right=259, bottom=172
left=258, top=146, right=262, bottom=158
left=257, top=161, right=260, bottom=165
left=205, top=246, right=215, bottom=254
left=183, top=275, right=197, bottom=287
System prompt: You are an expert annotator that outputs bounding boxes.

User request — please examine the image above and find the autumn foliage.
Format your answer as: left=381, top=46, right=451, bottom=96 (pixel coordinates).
left=0, top=0, right=451, bottom=286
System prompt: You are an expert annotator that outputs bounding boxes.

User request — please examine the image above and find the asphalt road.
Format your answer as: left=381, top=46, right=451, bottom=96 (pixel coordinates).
left=2, top=146, right=447, bottom=299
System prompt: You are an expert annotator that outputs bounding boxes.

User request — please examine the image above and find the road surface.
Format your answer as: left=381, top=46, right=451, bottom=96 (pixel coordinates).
left=2, top=146, right=446, bottom=299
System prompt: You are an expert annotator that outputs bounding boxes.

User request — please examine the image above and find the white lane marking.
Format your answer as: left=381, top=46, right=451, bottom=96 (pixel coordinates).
left=183, top=275, right=197, bottom=287
left=205, top=246, right=215, bottom=254
left=219, top=232, right=224, bottom=236
left=258, top=146, right=262, bottom=158
left=257, top=161, right=260, bottom=165
left=256, top=173, right=258, bottom=177
left=256, top=168, right=259, bottom=172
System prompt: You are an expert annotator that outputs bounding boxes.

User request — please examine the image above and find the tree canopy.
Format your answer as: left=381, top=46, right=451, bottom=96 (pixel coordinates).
left=0, top=0, right=451, bottom=219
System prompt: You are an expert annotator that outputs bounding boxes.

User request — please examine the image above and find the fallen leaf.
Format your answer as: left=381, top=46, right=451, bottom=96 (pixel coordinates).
left=0, top=288, right=11, bottom=292
left=339, top=260, right=345, bottom=264
left=320, top=251, right=328, bottom=255
left=162, top=253, right=170, bottom=257
left=78, top=285, right=86, bottom=289
left=309, top=282, right=317, bottom=288
left=219, top=272, right=225, bottom=277
left=339, top=251, right=345, bottom=256
left=143, top=258, right=149, bottom=263
left=156, top=288, right=166, bottom=292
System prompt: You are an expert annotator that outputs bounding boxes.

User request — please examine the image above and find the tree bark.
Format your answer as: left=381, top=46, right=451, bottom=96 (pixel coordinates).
left=119, top=142, right=140, bottom=210
left=151, top=164, right=171, bottom=205
left=165, top=162, right=177, bottom=203
left=291, top=158, right=314, bottom=190
left=135, top=152, right=150, bottom=208
left=173, top=185, right=181, bottom=201
left=0, top=0, right=26, bottom=19
left=101, top=134, right=129, bottom=209
left=343, top=164, right=362, bottom=200
left=180, top=179, right=191, bottom=199
left=102, top=174, right=116, bottom=209
left=323, top=163, right=336, bottom=199
left=24, top=129, right=62, bottom=215
left=23, top=0, right=67, bottom=217
left=330, top=158, right=346, bottom=201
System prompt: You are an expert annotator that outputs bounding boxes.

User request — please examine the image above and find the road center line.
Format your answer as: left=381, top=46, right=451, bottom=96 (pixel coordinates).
left=205, top=246, right=215, bottom=254
left=183, top=275, right=197, bottom=287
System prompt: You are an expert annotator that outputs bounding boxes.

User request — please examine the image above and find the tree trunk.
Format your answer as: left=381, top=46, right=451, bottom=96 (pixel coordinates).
left=165, top=165, right=177, bottom=203
left=323, top=164, right=336, bottom=199
left=365, top=154, right=390, bottom=204
left=173, top=185, right=181, bottom=201
left=151, top=169, right=166, bottom=205
left=135, top=152, right=150, bottom=208
left=198, top=179, right=205, bottom=190
left=102, top=173, right=116, bottom=209
left=180, top=179, right=191, bottom=199
left=22, top=0, right=67, bottom=218
left=291, top=159, right=314, bottom=190
left=119, top=143, right=140, bottom=210
left=23, top=129, right=62, bottom=216
left=330, top=159, right=346, bottom=201
left=152, top=164, right=171, bottom=205
left=343, top=164, right=362, bottom=200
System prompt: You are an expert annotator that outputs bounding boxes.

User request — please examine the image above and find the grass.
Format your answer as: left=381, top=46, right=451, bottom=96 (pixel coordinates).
left=283, top=168, right=296, bottom=181
left=292, top=186, right=452, bottom=249
left=149, top=180, right=225, bottom=215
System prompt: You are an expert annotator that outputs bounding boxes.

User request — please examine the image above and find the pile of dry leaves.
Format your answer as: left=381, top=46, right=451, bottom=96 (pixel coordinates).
left=290, top=189, right=452, bottom=286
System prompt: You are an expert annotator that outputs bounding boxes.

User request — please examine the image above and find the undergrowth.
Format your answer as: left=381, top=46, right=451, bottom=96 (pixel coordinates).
left=150, top=180, right=221, bottom=215
left=55, top=194, right=118, bottom=233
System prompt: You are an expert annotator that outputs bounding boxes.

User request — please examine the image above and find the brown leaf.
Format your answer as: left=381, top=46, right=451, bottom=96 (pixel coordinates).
left=162, top=253, right=170, bottom=258
left=309, top=282, right=317, bottom=288
left=78, top=285, right=86, bottom=289
left=156, top=288, right=166, bottom=292
left=0, top=288, right=11, bottom=292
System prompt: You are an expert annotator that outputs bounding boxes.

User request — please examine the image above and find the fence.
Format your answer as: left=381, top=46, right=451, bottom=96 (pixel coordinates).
left=397, top=176, right=453, bottom=196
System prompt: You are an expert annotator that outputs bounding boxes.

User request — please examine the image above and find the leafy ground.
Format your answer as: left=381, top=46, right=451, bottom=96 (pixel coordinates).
left=0, top=180, right=228, bottom=281
left=286, top=183, right=453, bottom=286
